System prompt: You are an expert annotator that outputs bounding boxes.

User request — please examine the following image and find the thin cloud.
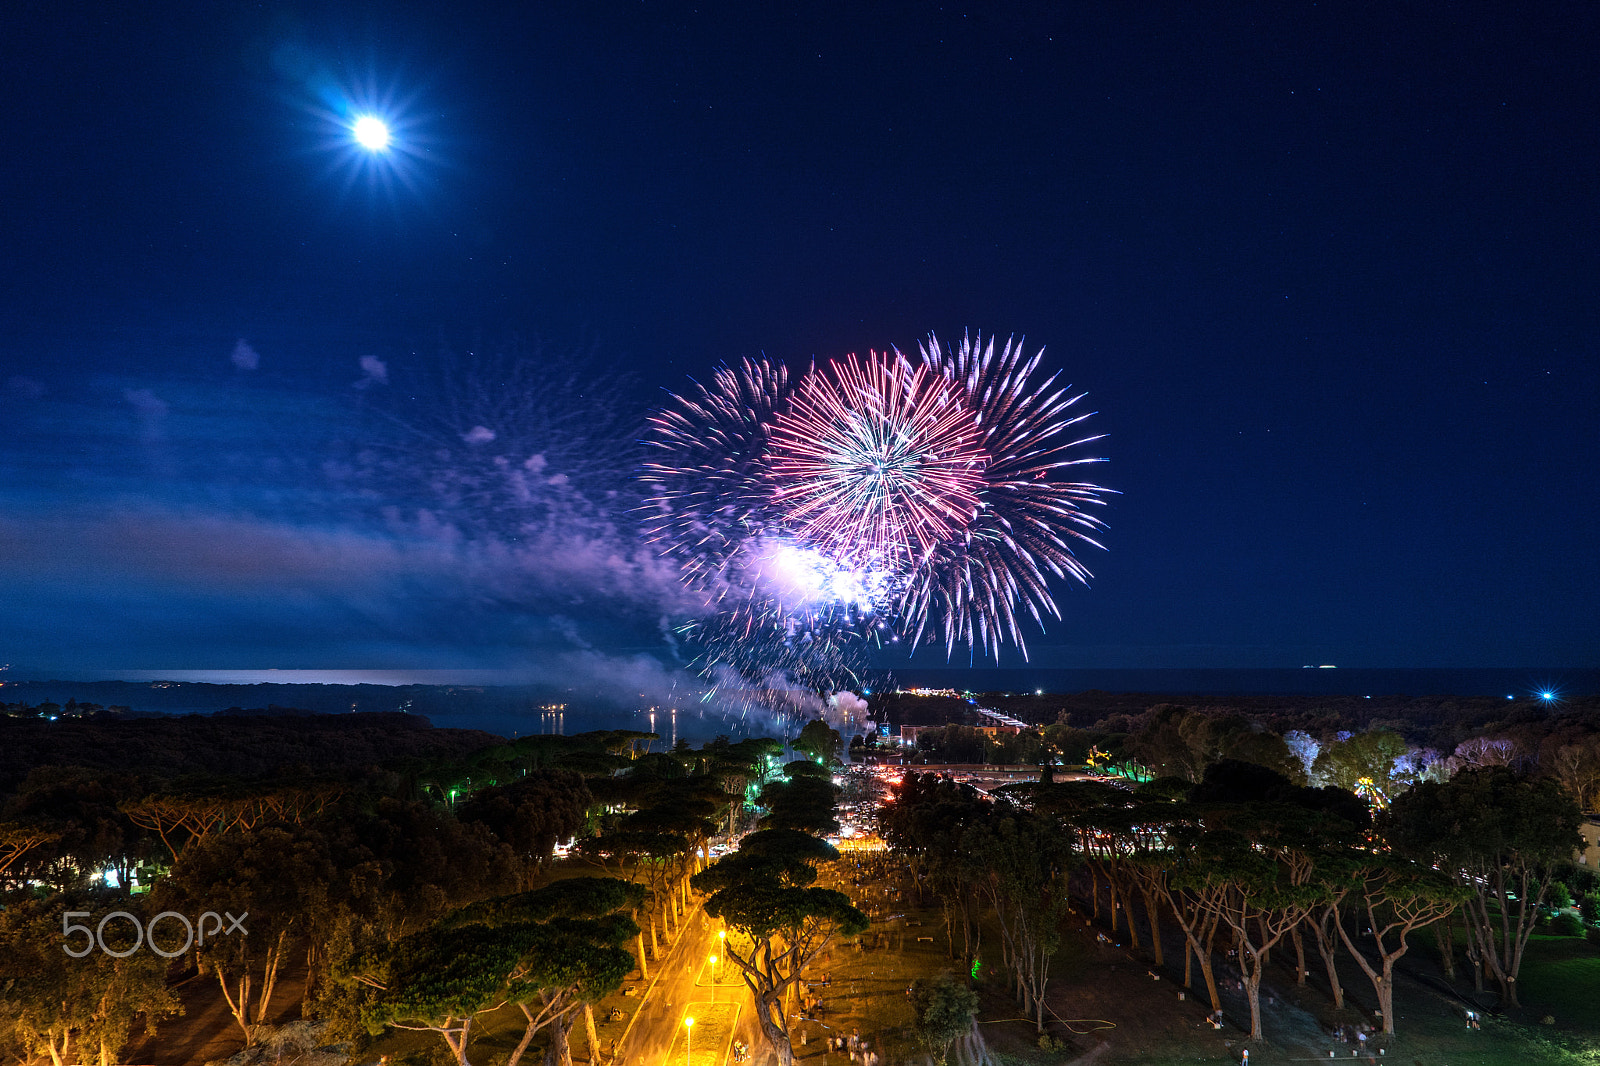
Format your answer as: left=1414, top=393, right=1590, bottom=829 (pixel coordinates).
left=231, top=339, right=261, bottom=371
left=354, top=355, right=388, bottom=389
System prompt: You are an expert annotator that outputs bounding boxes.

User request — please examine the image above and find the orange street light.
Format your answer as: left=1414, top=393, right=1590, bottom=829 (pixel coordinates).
left=685, top=1016, right=695, bottom=1066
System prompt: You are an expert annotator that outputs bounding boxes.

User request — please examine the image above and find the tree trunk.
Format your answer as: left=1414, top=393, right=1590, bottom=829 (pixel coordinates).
left=1463, top=921, right=1484, bottom=994
left=544, top=1014, right=575, bottom=1066
left=253, top=930, right=290, bottom=1026
left=1141, top=887, right=1164, bottom=968
left=1167, top=892, right=1222, bottom=1012
left=637, top=932, right=650, bottom=978
left=1116, top=876, right=1141, bottom=950
left=1199, top=920, right=1222, bottom=1012
left=1242, top=960, right=1263, bottom=1040
left=303, top=940, right=320, bottom=1013
left=586, top=1002, right=602, bottom=1064
left=443, top=1017, right=474, bottom=1066
left=507, top=1014, right=540, bottom=1066
left=1376, top=967, right=1395, bottom=1036
left=1239, top=943, right=1269, bottom=1040
left=1435, top=911, right=1456, bottom=980
left=1024, top=935, right=1051, bottom=1034
left=1335, top=916, right=1403, bottom=1036
left=753, top=991, right=795, bottom=1066
left=1313, top=906, right=1344, bottom=1010
left=1290, top=922, right=1307, bottom=985
left=217, top=968, right=254, bottom=1041
left=961, top=892, right=981, bottom=971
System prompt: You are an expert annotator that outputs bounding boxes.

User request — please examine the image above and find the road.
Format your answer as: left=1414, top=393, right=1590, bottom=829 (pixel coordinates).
left=612, top=855, right=904, bottom=1066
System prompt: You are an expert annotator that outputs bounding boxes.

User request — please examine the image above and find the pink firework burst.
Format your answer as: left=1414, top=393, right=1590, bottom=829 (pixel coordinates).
left=767, top=349, right=986, bottom=573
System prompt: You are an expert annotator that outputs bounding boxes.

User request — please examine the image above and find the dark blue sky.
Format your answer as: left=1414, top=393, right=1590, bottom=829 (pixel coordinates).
left=2, top=1, right=1596, bottom=682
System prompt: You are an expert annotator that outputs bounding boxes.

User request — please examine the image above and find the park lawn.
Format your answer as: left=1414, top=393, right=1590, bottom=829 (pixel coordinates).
left=783, top=912, right=935, bottom=1066
left=662, top=998, right=736, bottom=1062
left=795, top=857, right=977, bottom=1066
left=671, top=1001, right=741, bottom=1066
left=1509, top=932, right=1600, bottom=1029
left=1408, top=912, right=1600, bottom=1030
left=698, top=952, right=749, bottom=989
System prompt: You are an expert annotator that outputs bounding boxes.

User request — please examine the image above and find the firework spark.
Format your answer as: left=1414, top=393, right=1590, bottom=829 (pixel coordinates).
left=906, top=331, right=1112, bottom=658
left=641, top=356, right=792, bottom=592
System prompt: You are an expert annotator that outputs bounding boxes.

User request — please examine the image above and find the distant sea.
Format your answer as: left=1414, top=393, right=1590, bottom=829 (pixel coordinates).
left=888, top=667, right=1600, bottom=700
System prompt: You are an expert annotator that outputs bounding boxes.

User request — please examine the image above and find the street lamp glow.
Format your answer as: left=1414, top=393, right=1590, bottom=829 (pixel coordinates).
left=685, top=1016, right=694, bottom=1066
left=352, top=115, right=391, bottom=151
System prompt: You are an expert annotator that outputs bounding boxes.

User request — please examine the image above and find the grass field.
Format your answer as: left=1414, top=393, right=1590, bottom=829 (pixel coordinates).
left=1462, top=930, right=1600, bottom=1031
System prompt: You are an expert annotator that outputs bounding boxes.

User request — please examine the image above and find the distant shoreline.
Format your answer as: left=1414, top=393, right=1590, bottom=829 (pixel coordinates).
left=4, top=665, right=1593, bottom=698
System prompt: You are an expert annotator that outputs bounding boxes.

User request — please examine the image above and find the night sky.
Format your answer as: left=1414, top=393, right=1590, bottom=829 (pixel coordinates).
left=2, top=2, right=1596, bottom=684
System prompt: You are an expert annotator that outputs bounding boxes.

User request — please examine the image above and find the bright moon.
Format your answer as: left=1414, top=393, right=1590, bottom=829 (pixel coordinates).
left=352, top=116, right=391, bottom=151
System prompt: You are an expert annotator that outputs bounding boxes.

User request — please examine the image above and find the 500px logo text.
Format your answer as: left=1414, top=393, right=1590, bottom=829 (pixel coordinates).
left=62, top=910, right=248, bottom=958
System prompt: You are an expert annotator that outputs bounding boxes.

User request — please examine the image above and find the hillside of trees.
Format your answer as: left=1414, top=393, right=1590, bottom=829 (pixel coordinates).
left=0, top=712, right=503, bottom=794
